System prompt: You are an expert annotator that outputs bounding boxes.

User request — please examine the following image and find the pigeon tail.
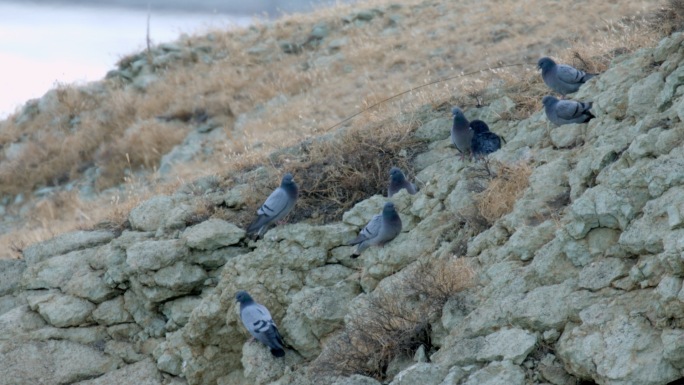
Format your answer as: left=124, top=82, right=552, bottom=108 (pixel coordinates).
left=581, top=73, right=597, bottom=82
left=246, top=215, right=269, bottom=237
left=586, top=111, right=596, bottom=121
left=270, top=348, right=286, bottom=357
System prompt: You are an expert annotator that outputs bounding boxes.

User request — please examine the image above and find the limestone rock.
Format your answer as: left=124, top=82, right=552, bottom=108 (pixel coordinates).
left=104, top=340, right=147, bottom=363
left=332, top=375, right=381, bottom=385
left=0, top=305, right=46, bottom=339
left=182, top=219, right=245, bottom=250
left=0, top=259, right=25, bottom=296
left=0, top=339, right=120, bottom=385
left=619, top=186, right=684, bottom=255
left=567, top=185, right=635, bottom=239
left=29, top=292, right=95, bottom=327
left=304, top=265, right=355, bottom=287
left=126, top=240, right=189, bottom=271
left=414, top=117, right=451, bottom=142
left=283, top=280, right=361, bottom=358
left=23, top=230, right=114, bottom=265
left=153, top=262, right=207, bottom=291
left=463, top=361, right=525, bottom=385
left=92, top=296, right=133, bottom=325
left=390, top=363, right=448, bottom=385
left=662, top=329, right=684, bottom=369
left=558, top=301, right=679, bottom=385
left=0, top=293, right=25, bottom=316
left=241, top=340, right=303, bottom=385
left=73, top=358, right=162, bottom=385
left=431, top=337, right=485, bottom=367
left=628, top=72, right=665, bottom=116
left=129, top=195, right=188, bottom=231
left=162, top=296, right=202, bottom=328
left=578, top=258, right=629, bottom=290
left=476, top=328, right=538, bottom=364
left=29, top=326, right=108, bottom=345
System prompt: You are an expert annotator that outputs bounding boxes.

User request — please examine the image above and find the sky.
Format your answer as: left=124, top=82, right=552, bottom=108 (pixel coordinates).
left=0, top=0, right=348, bottom=118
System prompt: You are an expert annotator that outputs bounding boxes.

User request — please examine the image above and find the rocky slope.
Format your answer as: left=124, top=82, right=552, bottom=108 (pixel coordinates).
left=3, top=19, right=684, bottom=385
left=0, top=0, right=654, bottom=254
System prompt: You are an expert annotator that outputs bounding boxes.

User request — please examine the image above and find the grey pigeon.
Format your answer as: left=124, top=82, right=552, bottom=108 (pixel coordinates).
left=451, top=107, right=473, bottom=160
left=388, top=167, right=418, bottom=197
left=236, top=291, right=286, bottom=357
left=348, top=202, right=402, bottom=258
left=246, top=173, right=298, bottom=238
left=469, top=120, right=502, bottom=158
left=537, top=57, right=596, bottom=97
left=542, top=95, right=595, bottom=126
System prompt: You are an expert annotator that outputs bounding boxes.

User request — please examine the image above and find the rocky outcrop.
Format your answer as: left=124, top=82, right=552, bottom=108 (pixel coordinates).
left=3, top=15, right=684, bottom=385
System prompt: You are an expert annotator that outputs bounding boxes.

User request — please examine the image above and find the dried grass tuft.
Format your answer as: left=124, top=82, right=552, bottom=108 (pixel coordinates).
left=310, top=257, right=475, bottom=380
left=474, top=161, right=532, bottom=224
left=651, top=0, right=684, bottom=35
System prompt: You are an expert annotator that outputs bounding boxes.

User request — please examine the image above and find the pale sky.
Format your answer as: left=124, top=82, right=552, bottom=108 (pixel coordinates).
left=0, top=2, right=250, bottom=118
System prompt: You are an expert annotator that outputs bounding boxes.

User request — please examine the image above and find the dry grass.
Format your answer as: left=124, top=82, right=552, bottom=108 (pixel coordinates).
left=310, top=257, right=475, bottom=380
left=474, top=161, right=533, bottom=224
left=211, top=112, right=427, bottom=229
left=0, top=0, right=667, bottom=258
left=650, top=0, right=684, bottom=35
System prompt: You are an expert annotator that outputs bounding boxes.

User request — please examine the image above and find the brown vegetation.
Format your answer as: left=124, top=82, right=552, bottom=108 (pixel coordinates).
left=474, top=161, right=533, bottom=224
left=310, top=257, right=475, bottom=380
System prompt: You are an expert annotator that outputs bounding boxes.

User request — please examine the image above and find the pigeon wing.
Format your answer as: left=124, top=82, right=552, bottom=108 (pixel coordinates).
left=257, top=187, right=290, bottom=218
left=348, top=214, right=382, bottom=246
left=554, top=100, right=590, bottom=120
left=556, top=64, right=588, bottom=84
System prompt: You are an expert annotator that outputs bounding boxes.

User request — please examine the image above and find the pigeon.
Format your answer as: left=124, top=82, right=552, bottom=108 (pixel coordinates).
left=388, top=167, right=418, bottom=197
left=469, top=120, right=502, bottom=158
left=542, top=95, right=595, bottom=126
left=236, top=291, right=286, bottom=357
left=246, top=173, right=298, bottom=238
left=451, top=107, right=473, bottom=160
left=348, top=202, right=402, bottom=258
left=537, top=57, right=596, bottom=97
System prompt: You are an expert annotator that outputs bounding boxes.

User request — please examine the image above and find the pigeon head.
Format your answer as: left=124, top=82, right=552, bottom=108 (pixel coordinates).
left=451, top=107, right=468, bottom=130
left=281, top=173, right=294, bottom=185
left=389, top=167, right=405, bottom=182
left=537, top=57, right=556, bottom=72
left=382, top=202, right=397, bottom=215
left=235, top=291, right=254, bottom=304
left=469, top=120, right=490, bottom=134
left=452, top=107, right=465, bottom=118
left=542, top=95, right=559, bottom=107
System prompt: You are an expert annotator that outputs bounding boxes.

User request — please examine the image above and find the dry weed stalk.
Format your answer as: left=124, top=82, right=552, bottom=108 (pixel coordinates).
left=310, top=257, right=475, bottom=380
left=474, top=161, right=532, bottom=224
left=404, top=257, right=476, bottom=310
left=651, top=0, right=684, bottom=35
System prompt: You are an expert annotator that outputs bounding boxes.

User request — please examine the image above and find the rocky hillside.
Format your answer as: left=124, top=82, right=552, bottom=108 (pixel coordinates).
left=3, top=18, right=684, bottom=384
left=0, top=0, right=655, bottom=256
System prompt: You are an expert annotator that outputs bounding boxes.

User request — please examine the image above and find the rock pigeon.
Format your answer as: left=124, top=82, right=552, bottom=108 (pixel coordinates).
left=542, top=95, right=595, bottom=126
left=537, top=57, right=596, bottom=97
left=246, top=173, right=298, bottom=238
left=451, top=107, right=473, bottom=160
left=348, top=202, right=402, bottom=258
left=236, top=291, right=286, bottom=357
left=388, top=167, right=418, bottom=197
left=469, top=120, right=502, bottom=158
